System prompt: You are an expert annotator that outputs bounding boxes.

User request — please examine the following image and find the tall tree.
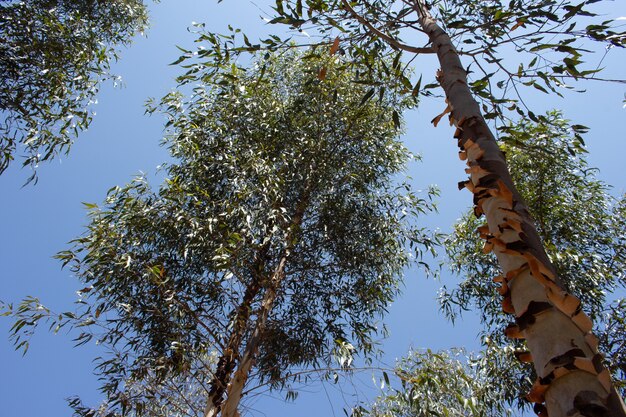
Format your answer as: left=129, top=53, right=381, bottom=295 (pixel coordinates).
left=0, top=0, right=151, bottom=180
left=356, top=112, right=626, bottom=417
left=197, top=1, right=626, bottom=414
left=440, top=111, right=626, bottom=400
left=4, top=49, right=438, bottom=417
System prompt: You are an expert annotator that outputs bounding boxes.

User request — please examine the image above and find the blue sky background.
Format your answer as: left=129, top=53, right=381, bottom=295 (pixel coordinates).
left=1, top=1, right=624, bottom=416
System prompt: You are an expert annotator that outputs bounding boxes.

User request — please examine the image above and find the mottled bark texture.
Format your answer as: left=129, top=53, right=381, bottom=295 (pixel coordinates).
left=411, top=0, right=626, bottom=415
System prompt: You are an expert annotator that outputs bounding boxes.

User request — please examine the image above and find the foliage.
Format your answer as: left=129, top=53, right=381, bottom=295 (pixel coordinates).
left=353, top=345, right=526, bottom=417
left=4, top=49, right=439, bottom=416
left=204, top=0, right=625, bottom=129
left=0, top=0, right=151, bottom=180
left=440, top=111, right=626, bottom=398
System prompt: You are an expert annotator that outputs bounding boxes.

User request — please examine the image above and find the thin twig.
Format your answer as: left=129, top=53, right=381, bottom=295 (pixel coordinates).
left=341, top=0, right=434, bottom=54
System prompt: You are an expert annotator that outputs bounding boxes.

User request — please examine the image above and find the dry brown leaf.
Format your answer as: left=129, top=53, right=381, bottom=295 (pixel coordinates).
left=330, top=36, right=340, bottom=55
left=510, top=20, right=525, bottom=31
left=431, top=103, right=451, bottom=127
left=318, top=66, right=327, bottom=80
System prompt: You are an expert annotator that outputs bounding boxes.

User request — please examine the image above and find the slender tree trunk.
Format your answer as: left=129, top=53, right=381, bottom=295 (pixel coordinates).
left=220, top=256, right=287, bottom=417
left=410, top=1, right=626, bottom=415
left=203, top=262, right=265, bottom=417
left=219, top=176, right=313, bottom=417
left=206, top=170, right=314, bottom=417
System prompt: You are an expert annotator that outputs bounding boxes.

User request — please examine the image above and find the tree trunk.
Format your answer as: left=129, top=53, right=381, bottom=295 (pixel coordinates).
left=206, top=170, right=314, bottom=417
left=220, top=257, right=287, bottom=417
left=410, top=0, right=626, bottom=415
left=203, top=263, right=265, bottom=417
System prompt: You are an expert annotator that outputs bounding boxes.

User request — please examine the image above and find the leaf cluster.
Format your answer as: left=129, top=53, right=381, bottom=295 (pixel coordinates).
left=354, top=345, right=527, bottom=417
left=0, top=0, right=151, bottom=180
left=232, top=0, right=625, bottom=127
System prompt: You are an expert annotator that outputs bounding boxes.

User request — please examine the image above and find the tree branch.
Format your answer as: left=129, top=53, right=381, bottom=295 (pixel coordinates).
left=341, top=0, right=434, bottom=54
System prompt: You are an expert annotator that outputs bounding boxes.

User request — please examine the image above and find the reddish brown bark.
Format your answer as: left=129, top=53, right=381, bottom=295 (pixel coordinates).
left=409, top=0, right=626, bottom=415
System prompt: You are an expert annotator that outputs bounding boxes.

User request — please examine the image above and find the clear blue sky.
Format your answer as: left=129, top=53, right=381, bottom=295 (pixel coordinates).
left=1, top=1, right=624, bottom=416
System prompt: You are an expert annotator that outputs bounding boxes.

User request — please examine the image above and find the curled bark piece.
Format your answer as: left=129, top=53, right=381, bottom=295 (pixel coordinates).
left=515, top=301, right=552, bottom=331
left=515, top=350, right=533, bottom=363
left=571, top=310, right=594, bottom=334
left=529, top=378, right=550, bottom=403
left=545, top=288, right=582, bottom=317
left=547, top=348, right=587, bottom=369
left=477, top=224, right=491, bottom=238
left=506, top=264, right=530, bottom=280
left=585, top=333, right=600, bottom=353
left=500, top=217, right=524, bottom=233
left=495, top=278, right=509, bottom=296
left=573, top=357, right=601, bottom=375
left=502, top=296, right=515, bottom=314
left=461, top=137, right=478, bottom=151
left=598, top=369, right=613, bottom=393
left=475, top=173, right=500, bottom=190
left=458, top=179, right=475, bottom=192
left=495, top=179, right=514, bottom=207
left=458, top=150, right=467, bottom=160
left=465, top=164, right=489, bottom=176
left=505, top=323, right=524, bottom=339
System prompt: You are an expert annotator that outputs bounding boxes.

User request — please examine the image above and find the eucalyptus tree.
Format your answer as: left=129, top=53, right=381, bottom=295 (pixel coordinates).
left=0, top=0, right=151, bottom=180
left=188, top=0, right=626, bottom=414
left=440, top=111, right=626, bottom=398
left=356, top=113, right=626, bottom=417
left=4, top=50, right=438, bottom=417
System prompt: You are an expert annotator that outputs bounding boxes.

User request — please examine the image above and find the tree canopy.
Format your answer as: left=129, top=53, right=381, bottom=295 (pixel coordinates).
left=5, top=48, right=439, bottom=416
left=0, top=0, right=151, bottom=180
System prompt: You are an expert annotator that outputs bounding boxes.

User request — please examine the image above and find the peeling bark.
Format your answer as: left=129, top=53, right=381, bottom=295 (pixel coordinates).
left=409, top=0, right=626, bottom=415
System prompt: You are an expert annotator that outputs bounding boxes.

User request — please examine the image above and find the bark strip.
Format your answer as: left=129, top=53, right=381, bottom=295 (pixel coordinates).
left=407, top=1, right=626, bottom=415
